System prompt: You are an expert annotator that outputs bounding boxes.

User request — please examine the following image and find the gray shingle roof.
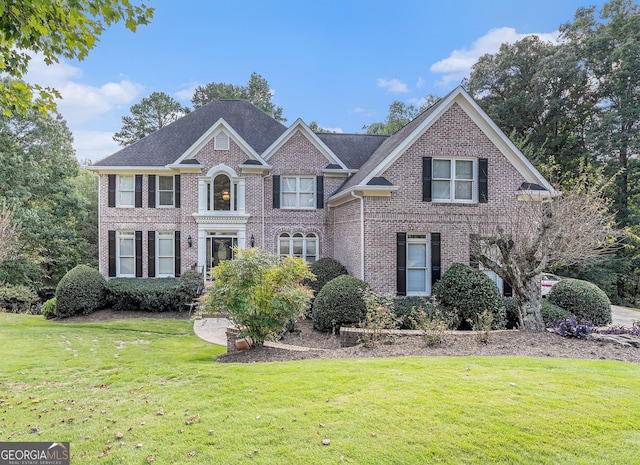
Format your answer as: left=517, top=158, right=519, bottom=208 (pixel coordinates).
left=316, top=133, right=388, bottom=169
left=93, top=100, right=287, bottom=167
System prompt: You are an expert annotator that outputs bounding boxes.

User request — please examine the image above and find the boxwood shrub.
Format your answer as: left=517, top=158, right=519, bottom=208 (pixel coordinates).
left=106, top=278, right=181, bottom=312
left=311, top=275, right=368, bottom=332
left=303, top=258, right=348, bottom=297
left=541, top=299, right=572, bottom=324
left=547, top=278, right=611, bottom=326
left=0, top=284, right=39, bottom=314
left=503, top=297, right=519, bottom=329
left=393, top=296, right=441, bottom=329
left=42, top=297, right=57, bottom=319
left=55, top=265, right=107, bottom=318
left=432, top=263, right=506, bottom=330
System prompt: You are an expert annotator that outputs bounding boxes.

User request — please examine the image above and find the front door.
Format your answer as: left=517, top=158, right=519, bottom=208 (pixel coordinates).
left=206, top=236, right=237, bottom=272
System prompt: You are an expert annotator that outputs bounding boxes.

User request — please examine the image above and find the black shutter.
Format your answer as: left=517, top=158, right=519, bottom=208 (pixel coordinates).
left=273, top=175, right=280, bottom=209
left=503, top=280, right=513, bottom=297
left=174, top=231, right=181, bottom=277
left=108, top=230, right=116, bottom=277
left=135, top=231, right=143, bottom=277
left=422, top=157, right=432, bottom=202
left=135, top=175, right=143, bottom=208
left=108, top=175, right=116, bottom=207
left=316, top=175, right=324, bottom=209
left=479, top=158, right=488, bottom=203
left=148, top=175, right=156, bottom=208
left=396, top=232, right=407, bottom=296
left=431, top=232, right=441, bottom=287
left=148, top=231, right=156, bottom=278
left=175, top=175, right=181, bottom=208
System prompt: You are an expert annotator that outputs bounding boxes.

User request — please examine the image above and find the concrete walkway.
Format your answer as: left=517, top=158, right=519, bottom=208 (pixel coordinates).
left=611, top=305, right=640, bottom=327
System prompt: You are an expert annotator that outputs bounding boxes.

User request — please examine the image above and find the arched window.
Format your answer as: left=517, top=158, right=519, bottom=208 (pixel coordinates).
left=278, top=232, right=317, bottom=263
left=204, top=173, right=238, bottom=212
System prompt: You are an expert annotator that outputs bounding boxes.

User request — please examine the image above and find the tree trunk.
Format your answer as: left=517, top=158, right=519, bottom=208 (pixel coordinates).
left=515, top=279, right=546, bottom=332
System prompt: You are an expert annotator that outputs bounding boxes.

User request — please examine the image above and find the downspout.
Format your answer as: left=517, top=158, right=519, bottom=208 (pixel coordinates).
left=351, top=191, right=365, bottom=281
left=262, top=172, right=269, bottom=248
left=97, top=174, right=102, bottom=275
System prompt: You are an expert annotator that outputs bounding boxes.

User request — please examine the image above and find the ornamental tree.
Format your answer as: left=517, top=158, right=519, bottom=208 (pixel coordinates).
left=203, top=248, right=313, bottom=345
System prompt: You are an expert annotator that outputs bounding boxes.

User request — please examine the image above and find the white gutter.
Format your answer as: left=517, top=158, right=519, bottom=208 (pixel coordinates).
left=351, top=191, right=365, bottom=281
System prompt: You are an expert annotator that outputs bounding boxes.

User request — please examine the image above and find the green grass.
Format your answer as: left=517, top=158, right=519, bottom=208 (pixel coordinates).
left=1, top=313, right=639, bottom=464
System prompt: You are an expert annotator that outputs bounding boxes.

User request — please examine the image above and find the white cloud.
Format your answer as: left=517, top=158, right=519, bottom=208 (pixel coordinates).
left=73, top=130, right=121, bottom=163
left=416, top=77, right=425, bottom=89
left=430, top=27, right=560, bottom=88
left=319, top=127, right=343, bottom=133
left=376, top=78, right=409, bottom=93
left=175, top=83, right=198, bottom=102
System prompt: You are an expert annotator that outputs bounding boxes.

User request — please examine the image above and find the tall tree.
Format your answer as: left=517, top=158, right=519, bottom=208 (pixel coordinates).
left=0, top=0, right=153, bottom=116
left=560, top=0, right=640, bottom=226
left=465, top=36, right=593, bottom=172
left=191, top=72, right=286, bottom=121
left=113, top=91, right=190, bottom=146
left=364, top=95, right=440, bottom=135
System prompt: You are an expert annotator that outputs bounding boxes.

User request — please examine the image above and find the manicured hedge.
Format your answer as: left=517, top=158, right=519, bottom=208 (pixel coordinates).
left=311, top=275, right=369, bottom=332
left=55, top=265, right=107, bottom=318
left=547, top=278, right=611, bottom=326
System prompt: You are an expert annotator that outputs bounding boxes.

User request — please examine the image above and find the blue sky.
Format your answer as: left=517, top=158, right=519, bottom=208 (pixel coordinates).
left=24, top=0, right=606, bottom=162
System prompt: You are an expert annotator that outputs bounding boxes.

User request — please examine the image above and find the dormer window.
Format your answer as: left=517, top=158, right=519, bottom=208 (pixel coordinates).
left=215, top=131, right=229, bottom=150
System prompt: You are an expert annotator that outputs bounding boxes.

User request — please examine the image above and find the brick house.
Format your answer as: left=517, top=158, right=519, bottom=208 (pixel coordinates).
left=90, top=86, right=553, bottom=296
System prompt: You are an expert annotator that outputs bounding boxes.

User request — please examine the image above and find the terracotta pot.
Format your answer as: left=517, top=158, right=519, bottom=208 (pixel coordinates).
left=235, top=337, right=250, bottom=350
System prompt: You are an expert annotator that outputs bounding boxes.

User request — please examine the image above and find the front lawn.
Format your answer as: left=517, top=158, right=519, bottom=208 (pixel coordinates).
left=0, top=313, right=638, bottom=464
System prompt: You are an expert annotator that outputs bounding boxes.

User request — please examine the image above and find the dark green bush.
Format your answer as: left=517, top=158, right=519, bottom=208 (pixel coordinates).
left=106, top=278, right=183, bottom=312
left=42, top=297, right=57, bottom=319
left=541, top=299, right=572, bottom=324
left=0, top=284, right=39, bottom=313
left=393, top=296, right=440, bottom=329
left=303, top=258, right=348, bottom=315
left=547, top=278, right=611, bottom=326
left=55, top=265, right=106, bottom=318
left=312, top=275, right=368, bottom=332
left=176, top=270, right=205, bottom=304
left=503, top=297, right=519, bottom=329
left=432, top=263, right=506, bottom=330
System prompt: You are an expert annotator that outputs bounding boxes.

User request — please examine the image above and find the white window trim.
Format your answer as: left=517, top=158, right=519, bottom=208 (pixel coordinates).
left=116, top=175, right=135, bottom=208
left=278, top=232, right=318, bottom=263
left=281, top=176, right=316, bottom=210
left=432, top=158, right=477, bottom=204
left=156, top=231, right=175, bottom=277
left=157, top=175, right=175, bottom=208
left=407, top=233, right=429, bottom=296
left=116, top=231, right=135, bottom=277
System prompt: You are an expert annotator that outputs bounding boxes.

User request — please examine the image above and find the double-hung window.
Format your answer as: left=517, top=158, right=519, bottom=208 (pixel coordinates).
left=278, top=233, right=317, bottom=263
left=432, top=159, right=476, bottom=203
left=117, top=175, right=135, bottom=207
left=407, top=234, right=428, bottom=295
left=157, top=231, right=175, bottom=277
left=281, top=176, right=315, bottom=209
left=117, top=231, right=135, bottom=277
left=157, top=176, right=174, bottom=207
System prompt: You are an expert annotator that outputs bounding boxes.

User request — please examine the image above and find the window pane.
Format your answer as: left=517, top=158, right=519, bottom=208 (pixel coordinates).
left=433, top=160, right=451, bottom=179
left=432, top=180, right=450, bottom=200
left=159, top=192, right=173, bottom=206
left=456, top=160, right=473, bottom=180
left=120, top=238, right=134, bottom=256
left=119, top=176, right=133, bottom=190
left=407, top=270, right=426, bottom=293
left=120, top=192, right=134, bottom=206
left=455, top=180, right=473, bottom=200
left=282, top=193, right=297, bottom=207
left=158, top=176, right=173, bottom=190
left=300, top=193, right=314, bottom=207
left=299, top=177, right=314, bottom=192
left=158, top=238, right=173, bottom=256
left=214, top=174, right=231, bottom=211
left=282, top=177, right=297, bottom=192
left=120, top=257, right=134, bottom=276
left=292, top=239, right=303, bottom=255
left=279, top=238, right=290, bottom=255
left=158, top=257, right=173, bottom=275
left=306, top=239, right=316, bottom=256
left=407, top=243, right=426, bottom=267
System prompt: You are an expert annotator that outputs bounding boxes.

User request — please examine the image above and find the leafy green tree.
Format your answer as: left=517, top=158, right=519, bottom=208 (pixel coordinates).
left=465, top=36, right=593, bottom=172
left=560, top=0, right=640, bottom=226
left=0, top=0, right=153, bottom=116
left=191, top=72, right=286, bottom=121
left=113, top=91, right=190, bottom=146
left=363, top=95, right=440, bottom=134
left=0, top=105, right=96, bottom=290
left=203, top=248, right=313, bottom=345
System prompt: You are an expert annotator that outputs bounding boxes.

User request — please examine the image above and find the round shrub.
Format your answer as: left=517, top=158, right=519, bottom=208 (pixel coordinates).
left=541, top=299, right=572, bottom=324
left=432, top=263, right=506, bottom=330
left=547, top=278, right=611, bottom=326
left=55, top=265, right=107, bottom=318
left=312, top=275, right=368, bottom=332
left=304, top=258, right=348, bottom=295
left=503, top=297, right=519, bottom=329
left=42, top=297, right=57, bottom=320
left=393, top=296, right=439, bottom=329
left=177, top=270, right=205, bottom=305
